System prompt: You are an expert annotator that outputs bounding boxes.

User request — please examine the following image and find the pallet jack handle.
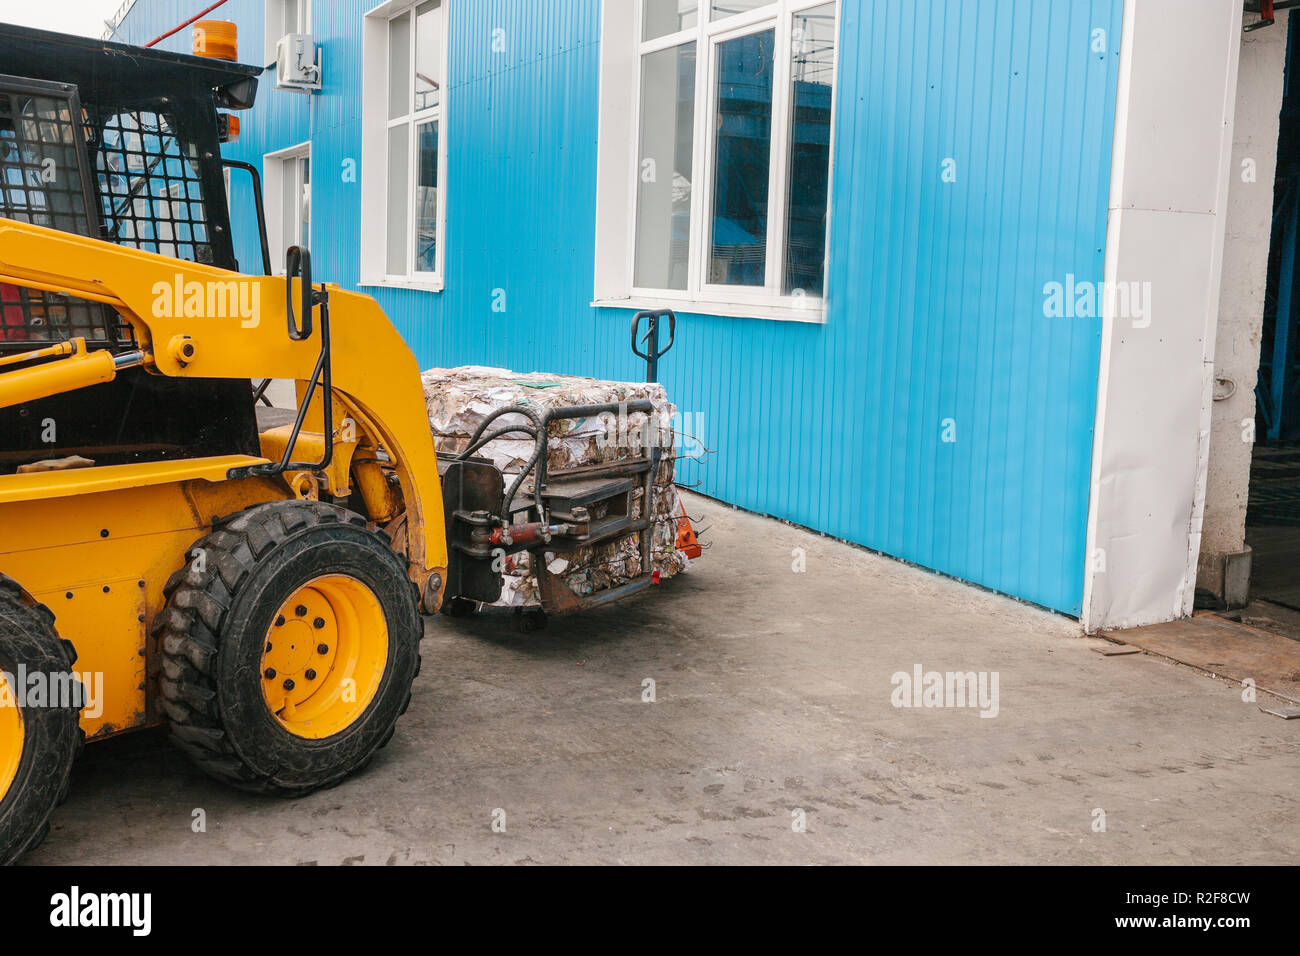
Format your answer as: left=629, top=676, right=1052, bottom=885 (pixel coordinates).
left=631, top=309, right=676, bottom=382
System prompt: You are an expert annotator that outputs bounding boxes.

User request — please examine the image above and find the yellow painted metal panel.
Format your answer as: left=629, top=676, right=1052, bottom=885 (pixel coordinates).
left=34, top=579, right=147, bottom=739
left=0, top=456, right=265, bottom=505
left=0, top=476, right=290, bottom=738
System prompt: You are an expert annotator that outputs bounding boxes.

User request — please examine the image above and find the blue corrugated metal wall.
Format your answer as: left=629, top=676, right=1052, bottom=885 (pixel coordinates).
left=118, top=0, right=1122, bottom=615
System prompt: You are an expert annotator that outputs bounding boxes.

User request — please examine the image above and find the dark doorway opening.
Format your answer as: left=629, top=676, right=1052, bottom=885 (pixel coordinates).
left=1249, top=13, right=1300, bottom=612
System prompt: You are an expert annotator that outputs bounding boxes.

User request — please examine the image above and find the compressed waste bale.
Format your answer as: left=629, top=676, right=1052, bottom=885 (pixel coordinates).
left=421, top=366, right=693, bottom=606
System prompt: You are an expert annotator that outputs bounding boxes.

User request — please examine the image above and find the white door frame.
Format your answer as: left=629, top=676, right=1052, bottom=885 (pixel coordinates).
left=263, top=141, right=312, bottom=274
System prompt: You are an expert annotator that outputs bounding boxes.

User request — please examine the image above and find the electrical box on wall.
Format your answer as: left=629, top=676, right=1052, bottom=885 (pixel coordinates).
left=276, top=33, right=321, bottom=92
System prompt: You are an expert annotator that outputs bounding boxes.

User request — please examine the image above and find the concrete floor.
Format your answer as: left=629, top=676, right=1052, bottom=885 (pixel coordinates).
left=27, top=493, right=1299, bottom=865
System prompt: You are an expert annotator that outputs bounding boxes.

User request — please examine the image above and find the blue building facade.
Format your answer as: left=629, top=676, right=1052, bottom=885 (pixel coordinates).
left=114, top=0, right=1124, bottom=615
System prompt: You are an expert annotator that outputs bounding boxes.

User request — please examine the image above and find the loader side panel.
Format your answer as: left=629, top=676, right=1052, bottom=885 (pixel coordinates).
left=0, top=474, right=288, bottom=739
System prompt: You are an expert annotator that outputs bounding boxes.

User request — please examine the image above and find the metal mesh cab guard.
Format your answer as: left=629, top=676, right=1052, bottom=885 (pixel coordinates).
left=0, top=75, right=131, bottom=349
left=0, top=23, right=261, bottom=354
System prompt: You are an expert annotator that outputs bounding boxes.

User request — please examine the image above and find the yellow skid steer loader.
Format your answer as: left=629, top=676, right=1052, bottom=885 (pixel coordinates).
left=0, top=24, right=689, bottom=863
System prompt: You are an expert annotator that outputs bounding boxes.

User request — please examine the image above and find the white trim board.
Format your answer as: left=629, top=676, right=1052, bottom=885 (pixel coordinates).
left=1081, top=0, right=1245, bottom=631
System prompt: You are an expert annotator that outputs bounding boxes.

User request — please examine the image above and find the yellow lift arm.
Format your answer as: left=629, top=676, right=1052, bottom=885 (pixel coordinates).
left=0, top=218, right=447, bottom=602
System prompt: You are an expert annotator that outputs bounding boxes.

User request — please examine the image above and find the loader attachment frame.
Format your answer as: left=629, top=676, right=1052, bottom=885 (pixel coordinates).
left=440, top=399, right=667, bottom=617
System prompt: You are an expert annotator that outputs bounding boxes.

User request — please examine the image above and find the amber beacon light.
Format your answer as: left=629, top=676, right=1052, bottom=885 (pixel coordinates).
left=193, top=19, right=237, bottom=61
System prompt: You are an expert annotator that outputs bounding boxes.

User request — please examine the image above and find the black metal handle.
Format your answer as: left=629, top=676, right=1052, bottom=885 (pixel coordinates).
left=286, top=245, right=313, bottom=340
left=227, top=285, right=334, bottom=482
left=631, top=309, right=676, bottom=382
left=222, top=159, right=272, bottom=276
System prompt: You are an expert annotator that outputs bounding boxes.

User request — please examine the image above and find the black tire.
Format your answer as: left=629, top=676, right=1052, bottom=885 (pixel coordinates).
left=155, top=500, right=422, bottom=795
left=0, top=575, right=83, bottom=866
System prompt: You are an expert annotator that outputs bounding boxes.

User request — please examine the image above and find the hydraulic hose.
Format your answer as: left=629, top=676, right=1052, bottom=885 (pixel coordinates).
left=454, top=403, right=547, bottom=523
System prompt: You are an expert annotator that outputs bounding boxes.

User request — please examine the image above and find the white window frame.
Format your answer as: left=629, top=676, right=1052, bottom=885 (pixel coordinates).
left=264, top=0, right=312, bottom=68
left=359, top=0, right=450, bottom=293
left=264, top=141, right=311, bottom=274
left=593, top=0, right=839, bottom=323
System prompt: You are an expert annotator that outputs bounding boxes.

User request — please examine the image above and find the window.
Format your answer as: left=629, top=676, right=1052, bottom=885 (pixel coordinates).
left=595, top=0, right=838, bottom=322
left=361, top=0, right=448, bottom=290
left=265, top=0, right=312, bottom=67
left=265, top=142, right=310, bottom=272
left=0, top=81, right=129, bottom=348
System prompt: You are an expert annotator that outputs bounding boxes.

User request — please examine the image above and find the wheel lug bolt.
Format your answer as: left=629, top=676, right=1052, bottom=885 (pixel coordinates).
left=264, top=668, right=276, bottom=679
left=275, top=615, right=285, bottom=627
left=295, top=605, right=307, bottom=617
left=305, top=669, right=317, bottom=680
left=317, top=644, right=329, bottom=655
left=283, top=678, right=295, bottom=690
left=313, top=617, right=326, bottom=629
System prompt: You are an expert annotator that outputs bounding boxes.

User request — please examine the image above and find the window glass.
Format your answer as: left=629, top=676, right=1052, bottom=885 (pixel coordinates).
left=709, top=28, right=774, bottom=287
left=386, top=124, right=409, bottom=274
left=643, top=0, right=697, bottom=40
left=415, top=120, right=438, bottom=272
left=618, top=1, right=838, bottom=302
left=784, top=3, right=834, bottom=296
left=388, top=12, right=410, bottom=120
left=300, top=156, right=311, bottom=245
left=414, top=1, right=441, bottom=112
left=710, top=0, right=773, bottom=22
left=281, top=156, right=296, bottom=247
left=634, top=42, right=695, bottom=290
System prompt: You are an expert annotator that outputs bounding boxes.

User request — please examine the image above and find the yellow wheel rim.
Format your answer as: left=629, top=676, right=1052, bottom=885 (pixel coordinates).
left=260, top=575, right=389, bottom=740
left=0, top=671, right=23, bottom=801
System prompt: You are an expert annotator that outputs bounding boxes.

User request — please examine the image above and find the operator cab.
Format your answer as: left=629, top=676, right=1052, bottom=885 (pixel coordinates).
left=0, top=23, right=265, bottom=474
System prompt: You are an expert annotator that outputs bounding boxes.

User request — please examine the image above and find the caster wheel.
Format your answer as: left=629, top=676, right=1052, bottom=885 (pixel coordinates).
left=516, top=609, right=548, bottom=633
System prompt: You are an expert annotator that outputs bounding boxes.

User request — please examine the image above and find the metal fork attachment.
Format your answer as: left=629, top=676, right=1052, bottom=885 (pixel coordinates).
left=439, top=399, right=664, bottom=615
